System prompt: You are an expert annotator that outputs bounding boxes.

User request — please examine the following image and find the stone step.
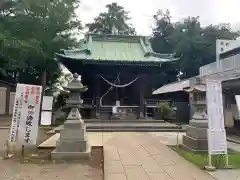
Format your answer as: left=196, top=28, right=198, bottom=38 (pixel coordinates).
left=86, top=125, right=181, bottom=129
left=49, top=122, right=184, bottom=134
left=86, top=128, right=185, bottom=132
left=227, top=136, right=240, bottom=144
left=84, top=119, right=165, bottom=123
left=48, top=128, right=184, bottom=133
left=86, top=122, right=183, bottom=132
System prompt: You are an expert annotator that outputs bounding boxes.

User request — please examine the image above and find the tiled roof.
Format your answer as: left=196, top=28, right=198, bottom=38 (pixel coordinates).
left=56, top=33, right=180, bottom=63
left=152, top=79, right=190, bottom=95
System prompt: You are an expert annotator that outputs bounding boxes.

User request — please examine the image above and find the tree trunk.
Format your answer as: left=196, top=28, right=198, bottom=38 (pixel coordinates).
left=41, top=69, right=47, bottom=95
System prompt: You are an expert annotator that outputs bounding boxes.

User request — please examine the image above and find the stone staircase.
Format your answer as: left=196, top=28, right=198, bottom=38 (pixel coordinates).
left=51, top=119, right=185, bottom=133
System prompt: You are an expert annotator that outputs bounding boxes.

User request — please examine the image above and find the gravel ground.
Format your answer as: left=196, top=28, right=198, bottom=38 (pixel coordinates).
left=0, top=160, right=102, bottom=180
left=0, top=128, right=103, bottom=180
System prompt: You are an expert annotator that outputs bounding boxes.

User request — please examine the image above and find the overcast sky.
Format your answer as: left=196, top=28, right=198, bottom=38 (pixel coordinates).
left=78, top=0, right=240, bottom=35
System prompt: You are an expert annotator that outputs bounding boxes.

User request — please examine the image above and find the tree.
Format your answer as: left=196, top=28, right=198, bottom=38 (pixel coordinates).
left=0, top=0, right=82, bottom=90
left=151, top=10, right=240, bottom=82
left=151, top=10, right=174, bottom=54
left=171, top=18, right=239, bottom=78
left=150, top=10, right=179, bottom=89
left=86, top=2, right=136, bottom=35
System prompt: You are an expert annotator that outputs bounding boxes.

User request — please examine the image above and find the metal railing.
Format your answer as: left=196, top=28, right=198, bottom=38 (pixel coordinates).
left=199, top=54, right=240, bottom=76
left=199, top=62, right=218, bottom=76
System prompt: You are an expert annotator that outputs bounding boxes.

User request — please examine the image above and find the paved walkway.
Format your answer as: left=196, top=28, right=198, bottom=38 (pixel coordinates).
left=103, top=133, right=215, bottom=180
left=209, top=170, right=240, bottom=180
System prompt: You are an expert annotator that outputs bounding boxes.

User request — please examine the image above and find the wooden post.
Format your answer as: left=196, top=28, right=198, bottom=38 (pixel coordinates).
left=4, top=140, right=9, bottom=158
left=21, top=145, right=25, bottom=162
left=95, top=75, right=100, bottom=119
left=139, top=74, right=146, bottom=119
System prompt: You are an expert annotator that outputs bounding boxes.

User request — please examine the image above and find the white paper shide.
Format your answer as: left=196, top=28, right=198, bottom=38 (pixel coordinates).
left=9, top=83, right=42, bottom=146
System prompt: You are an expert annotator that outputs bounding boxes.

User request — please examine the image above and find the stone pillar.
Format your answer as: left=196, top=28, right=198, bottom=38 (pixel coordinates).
left=51, top=73, right=91, bottom=160
left=188, top=92, right=194, bottom=118
left=182, top=83, right=208, bottom=152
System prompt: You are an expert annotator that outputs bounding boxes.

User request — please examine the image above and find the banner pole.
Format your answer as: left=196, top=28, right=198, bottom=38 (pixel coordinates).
left=225, top=153, right=232, bottom=169
left=205, top=154, right=216, bottom=171
left=208, top=154, right=212, bottom=167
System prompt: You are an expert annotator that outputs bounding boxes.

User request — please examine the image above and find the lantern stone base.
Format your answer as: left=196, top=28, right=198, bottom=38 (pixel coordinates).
left=51, top=119, right=91, bottom=161
left=182, top=136, right=208, bottom=152
left=51, top=148, right=91, bottom=160
left=182, top=120, right=208, bottom=152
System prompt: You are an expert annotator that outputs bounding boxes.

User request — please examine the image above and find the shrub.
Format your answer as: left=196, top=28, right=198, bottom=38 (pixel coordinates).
left=157, top=101, right=173, bottom=119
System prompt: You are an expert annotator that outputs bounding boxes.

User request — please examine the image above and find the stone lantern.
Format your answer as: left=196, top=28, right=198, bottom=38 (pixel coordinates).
left=51, top=73, right=90, bottom=160
left=182, top=81, right=208, bottom=152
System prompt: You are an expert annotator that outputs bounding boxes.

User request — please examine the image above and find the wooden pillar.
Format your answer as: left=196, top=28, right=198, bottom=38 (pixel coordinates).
left=95, top=75, right=100, bottom=119
left=115, top=81, right=119, bottom=105
left=139, top=74, right=147, bottom=119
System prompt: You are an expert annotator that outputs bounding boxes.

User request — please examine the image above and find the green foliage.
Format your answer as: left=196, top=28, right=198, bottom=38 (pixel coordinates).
left=151, top=10, right=240, bottom=85
left=86, top=2, right=136, bottom=35
left=157, top=101, right=173, bottom=118
left=0, top=0, right=82, bottom=87
left=172, top=146, right=240, bottom=169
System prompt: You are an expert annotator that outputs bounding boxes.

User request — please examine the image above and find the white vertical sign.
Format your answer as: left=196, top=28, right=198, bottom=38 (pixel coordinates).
left=9, top=84, right=42, bottom=146
left=18, top=84, right=42, bottom=145
left=9, top=84, right=25, bottom=144
left=206, top=79, right=227, bottom=155
left=206, top=79, right=225, bottom=130
left=40, top=96, right=53, bottom=125
left=42, top=96, right=53, bottom=111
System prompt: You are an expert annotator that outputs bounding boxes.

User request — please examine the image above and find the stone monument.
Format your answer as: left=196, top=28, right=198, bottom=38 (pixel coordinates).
left=182, top=80, right=208, bottom=152
left=51, top=73, right=91, bottom=160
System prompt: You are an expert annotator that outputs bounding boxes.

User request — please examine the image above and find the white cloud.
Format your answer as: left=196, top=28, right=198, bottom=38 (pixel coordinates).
left=78, top=0, right=240, bottom=35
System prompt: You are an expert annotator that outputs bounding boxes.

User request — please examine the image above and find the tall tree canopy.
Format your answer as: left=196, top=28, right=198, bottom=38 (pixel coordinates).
left=151, top=10, right=240, bottom=83
left=86, top=2, right=136, bottom=35
left=0, top=0, right=82, bottom=89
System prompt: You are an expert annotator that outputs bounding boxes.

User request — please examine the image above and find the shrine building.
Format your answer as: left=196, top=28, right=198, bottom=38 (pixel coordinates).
left=56, top=33, right=180, bottom=119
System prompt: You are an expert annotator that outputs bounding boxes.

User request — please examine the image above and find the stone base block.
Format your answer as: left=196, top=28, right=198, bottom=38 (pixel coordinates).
left=185, top=125, right=207, bottom=139
left=64, top=120, right=85, bottom=129
left=56, top=139, right=88, bottom=152
left=60, top=128, right=86, bottom=141
left=180, top=144, right=208, bottom=153
left=51, top=147, right=91, bottom=161
left=189, top=120, right=208, bottom=128
left=182, top=135, right=208, bottom=151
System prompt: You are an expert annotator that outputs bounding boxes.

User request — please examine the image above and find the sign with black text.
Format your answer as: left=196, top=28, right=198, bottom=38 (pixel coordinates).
left=9, top=84, right=42, bottom=146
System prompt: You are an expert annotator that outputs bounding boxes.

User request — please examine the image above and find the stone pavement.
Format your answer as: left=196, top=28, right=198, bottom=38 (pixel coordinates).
left=103, top=133, right=215, bottom=180
left=35, top=131, right=240, bottom=180
left=209, top=170, right=240, bottom=180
